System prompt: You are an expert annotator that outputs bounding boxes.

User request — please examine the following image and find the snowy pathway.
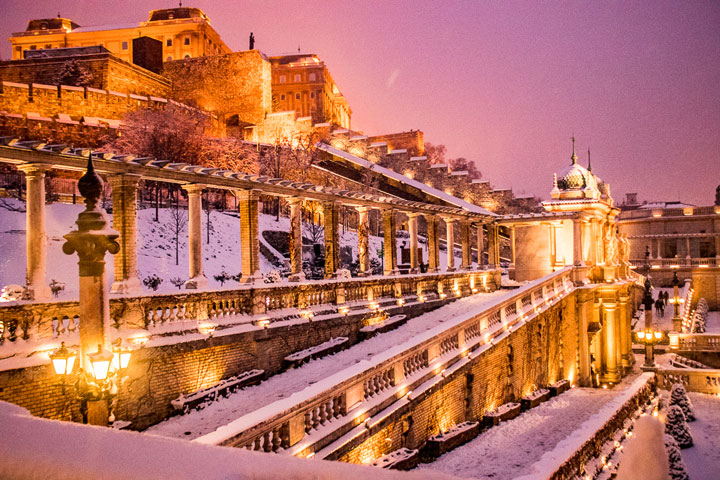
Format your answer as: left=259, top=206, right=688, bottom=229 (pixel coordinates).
left=145, top=290, right=507, bottom=439
left=682, top=392, right=720, bottom=479
left=417, top=370, right=645, bottom=480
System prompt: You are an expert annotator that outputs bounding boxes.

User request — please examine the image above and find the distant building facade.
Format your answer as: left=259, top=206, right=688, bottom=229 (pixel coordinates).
left=9, top=8, right=230, bottom=63
left=269, top=54, right=351, bottom=129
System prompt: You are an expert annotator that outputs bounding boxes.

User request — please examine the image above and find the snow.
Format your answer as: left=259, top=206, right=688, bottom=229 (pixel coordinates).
left=615, top=415, right=668, bottom=480
left=0, top=401, right=458, bottom=480
left=417, top=371, right=653, bottom=480
left=679, top=392, right=720, bottom=479
left=0, top=199, right=466, bottom=300
left=145, top=290, right=507, bottom=440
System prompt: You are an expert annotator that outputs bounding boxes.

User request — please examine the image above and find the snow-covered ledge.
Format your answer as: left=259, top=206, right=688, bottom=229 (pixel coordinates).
left=0, top=401, right=460, bottom=480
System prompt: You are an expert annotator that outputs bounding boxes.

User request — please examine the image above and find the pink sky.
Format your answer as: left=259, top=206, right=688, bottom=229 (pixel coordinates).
left=2, top=0, right=718, bottom=205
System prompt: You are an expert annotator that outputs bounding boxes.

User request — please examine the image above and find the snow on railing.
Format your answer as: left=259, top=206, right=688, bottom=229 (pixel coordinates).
left=0, top=270, right=496, bottom=362
left=655, top=368, right=720, bottom=394
left=193, top=268, right=575, bottom=460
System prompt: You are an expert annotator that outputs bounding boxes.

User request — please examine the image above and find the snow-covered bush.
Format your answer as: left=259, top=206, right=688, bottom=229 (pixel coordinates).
left=336, top=269, right=351, bottom=280
left=370, top=258, right=382, bottom=275
left=49, top=279, right=65, bottom=298
left=0, top=284, right=25, bottom=302
left=263, top=270, right=282, bottom=284
left=664, top=405, right=693, bottom=448
left=664, top=434, right=689, bottom=480
left=143, top=274, right=163, bottom=291
left=669, top=384, right=695, bottom=422
left=690, top=298, right=708, bottom=333
left=170, top=277, right=185, bottom=290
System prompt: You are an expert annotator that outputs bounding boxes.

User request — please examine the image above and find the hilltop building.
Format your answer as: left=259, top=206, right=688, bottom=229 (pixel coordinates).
left=9, top=7, right=230, bottom=63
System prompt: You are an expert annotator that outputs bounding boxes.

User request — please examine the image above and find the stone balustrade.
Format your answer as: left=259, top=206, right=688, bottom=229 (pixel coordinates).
left=193, top=268, right=575, bottom=458
left=668, top=333, right=720, bottom=352
left=630, top=258, right=718, bottom=268
left=0, top=270, right=496, bottom=357
left=656, top=368, right=720, bottom=394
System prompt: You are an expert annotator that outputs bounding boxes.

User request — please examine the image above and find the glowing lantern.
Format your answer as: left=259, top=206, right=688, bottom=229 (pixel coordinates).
left=49, top=342, right=76, bottom=376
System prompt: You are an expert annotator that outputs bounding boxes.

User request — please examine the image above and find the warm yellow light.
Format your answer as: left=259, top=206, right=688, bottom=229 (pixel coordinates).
left=339, top=306, right=350, bottom=316
left=49, top=342, right=76, bottom=376
left=637, top=331, right=646, bottom=340
left=88, top=344, right=113, bottom=381
left=654, top=331, right=662, bottom=340
left=440, top=293, right=447, bottom=299
left=198, top=322, right=217, bottom=335
left=397, top=298, right=405, bottom=307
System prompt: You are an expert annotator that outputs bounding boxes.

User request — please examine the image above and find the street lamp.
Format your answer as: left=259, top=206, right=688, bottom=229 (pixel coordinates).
left=671, top=271, right=682, bottom=331
left=50, top=342, right=77, bottom=377
left=637, top=328, right=663, bottom=370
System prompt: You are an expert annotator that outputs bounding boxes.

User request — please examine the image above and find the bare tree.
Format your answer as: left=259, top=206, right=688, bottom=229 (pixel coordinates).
left=167, top=188, right=187, bottom=266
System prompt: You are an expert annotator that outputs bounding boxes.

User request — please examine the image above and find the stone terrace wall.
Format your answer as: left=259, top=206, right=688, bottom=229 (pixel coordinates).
left=163, top=50, right=272, bottom=125
left=0, top=52, right=170, bottom=97
left=336, top=297, right=581, bottom=464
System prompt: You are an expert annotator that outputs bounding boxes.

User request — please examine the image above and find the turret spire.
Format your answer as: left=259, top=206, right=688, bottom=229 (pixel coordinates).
left=587, top=149, right=592, bottom=171
left=571, top=135, right=577, bottom=165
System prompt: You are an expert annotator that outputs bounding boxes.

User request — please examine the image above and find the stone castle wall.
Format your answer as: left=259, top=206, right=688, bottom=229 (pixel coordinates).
left=0, top=52, right=170, bottom=97
left=163, top=50, right=272, bottom=126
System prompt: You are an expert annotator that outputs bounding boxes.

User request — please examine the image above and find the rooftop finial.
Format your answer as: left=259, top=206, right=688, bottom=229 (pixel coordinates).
left=571, top=135, right=577, bottom=165
left=587, top=148, right=592, bottom=171
left=77, top=151, right=103, bottom=212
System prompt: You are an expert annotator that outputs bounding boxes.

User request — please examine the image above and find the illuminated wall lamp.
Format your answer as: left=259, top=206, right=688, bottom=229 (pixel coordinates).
left=50, top=342, right=76, bottom=377
left=88, top=344, right=114, bottom=382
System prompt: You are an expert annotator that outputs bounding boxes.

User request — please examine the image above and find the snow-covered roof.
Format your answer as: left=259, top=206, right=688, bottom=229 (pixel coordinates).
left=71, top=22, right=142, bottom=33
left=316, top=143, right=496, bottom=216
left=638, top=201, right=695, bottom=209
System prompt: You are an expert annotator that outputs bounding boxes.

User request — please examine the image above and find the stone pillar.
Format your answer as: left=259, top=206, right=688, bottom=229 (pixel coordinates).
left=426, top=214, right=439, bottom=273
left=236, top=189, right=261, bottom=284
left=685, top=237, right=691, bottom=259
left=17, top=163, right=52, bottom=300
left=461, top=219, right=472, bottom=270
left=182, top=184, right=207, bottom=289
left=324, top=201, right=340, bottom=278
left=577, top=295, right=592, bottom=387
left=583, top=220, right=594, bottom=265
left=509, top=226, right=516, bottom=267
left=62, top=157, right=120, bottom=426
left=357, top=207, right=371, bottom=276
left=601, top=302, right=619, bottom=383
left=445, top=218, right=456, bottom=272
left=573, top=219, right=584, bottom=265
left=476, top=223, right=485, bottom=269
left=618, top=294, right=630, bottom=370
left=408, top=213, right=420, bottom=273
left=715, top=235, right=720, bottom=259
left=109, top=174, right=141, bottom=295
left=288, top=198, right=305, bottom=282
left=487, top=224, right=500, bottom=268
left=382, top=208, right=398, bottom=276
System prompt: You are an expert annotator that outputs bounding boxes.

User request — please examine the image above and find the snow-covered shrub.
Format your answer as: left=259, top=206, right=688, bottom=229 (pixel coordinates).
left=336, top=269, right=351, bottom=280
left=0, top=284, right=25, bottom=302
left=669, top=384, right=694, bottom=422
left=49, top=279, right=65, bottom=298
left=263, top=270, right=282, bottom=284
left=664, top=434, right=690, bottom=480
left=143, top=274, right=163, bottom=291
left=170, top=277, right=185, bottom=290
left=664, top=405, right=693, bottom=448
left=370, top=258, right=382, bottom=275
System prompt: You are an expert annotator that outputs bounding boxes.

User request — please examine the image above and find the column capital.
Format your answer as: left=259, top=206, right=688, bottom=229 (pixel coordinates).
left=232, top=188, right=260, bottom=201
left=603, top=302, right=618, bottom=311
left=355, top=205, right=372, bottom=213
left=407, top=211, right=422, bottom=218
left=287, top=196, right=304, bottom=206
left=182, top=183, right=207, bottom=195
left=108, top=173, right=142, bottom=187
left=17, top=163, right=53, bottom=176
left=442, top=216, right=457, bottom=224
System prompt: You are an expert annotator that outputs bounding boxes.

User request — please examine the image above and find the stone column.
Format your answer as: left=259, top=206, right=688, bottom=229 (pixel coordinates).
left=573, top=219, right=584, bottom=265
left=577, top=295, right=592, bottom=387
left=715, top=235, right=720, bottom=259
left=382, top=208, right=398, bottom=276
left=618, top=294, right=630, bottom=370
left=324, top=201, right=340, bottom=278
left=109, top=174, right=141, bottom=295
left=487, top=224, right=500, bottom=268
left=17, top=163, right=52, bottom=300
left=62, top=156, right=120, bottom=426
left=445, top=217, right=456, bottom=272
left=182, top=184, right=207, bottom=289
left=408, top=213, right=420, bottom=273
left=426, top=214, right=439, bottom=273
left=460, top=219, right=472, bottom=270
left=476, top=223, right=485, bottom=269
left=583, top=220, right=594, bottom=265
left=288, top=198, right=305, bottom=282
left=685, top=237, right=691, bottom=259
left=235, top=189, right=261, bottom=284
left=357, top=207, right=371, bottom=276
left=509, top=225, right=517, bottom=267
left=601, top=302, right=619, bottom=383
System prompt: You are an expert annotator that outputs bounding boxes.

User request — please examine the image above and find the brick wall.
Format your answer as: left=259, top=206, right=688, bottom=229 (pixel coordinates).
left=0, top=53, right=170, bottom=97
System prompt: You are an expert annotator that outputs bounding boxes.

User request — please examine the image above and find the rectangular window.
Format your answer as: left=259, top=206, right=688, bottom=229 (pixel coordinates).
left=295, top=93, right=300, bottom=100
left=281, top=94, right=285, bottom=100
left=122, top=41, right=128, bottom=50
left=294, top=74, right=301, bottom=82
left=309, top=73, right=316, bottom=81
left=45, top=44, right=52, bottom=49
left=279, top=75, right=286, bottom=83
left=184, top=37, right=190, bottom=45
left=30, top=45, right=37, bottom=50
left=166, top=39, right=172, bottom=47
left=310, top=92, right=314, bottom=99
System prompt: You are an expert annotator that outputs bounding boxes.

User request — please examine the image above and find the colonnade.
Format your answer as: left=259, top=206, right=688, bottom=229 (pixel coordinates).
left=16, top=167, right=501, bottom=299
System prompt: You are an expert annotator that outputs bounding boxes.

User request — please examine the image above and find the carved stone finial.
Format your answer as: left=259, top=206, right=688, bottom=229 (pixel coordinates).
left=77, top=152, right=103, bottom=211
left=587, top=149, right=592, bottom=172
left=571, top=135, right=577, bottom=165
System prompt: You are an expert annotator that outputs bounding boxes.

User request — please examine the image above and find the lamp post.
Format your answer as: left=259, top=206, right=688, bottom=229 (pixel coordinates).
left=640, top=278, right=660, bottom=370
left=671, top=271, right=682, bottom=332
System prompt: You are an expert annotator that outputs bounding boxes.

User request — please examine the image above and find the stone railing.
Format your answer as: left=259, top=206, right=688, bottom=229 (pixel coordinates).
left=668, top=333, right=720, bottom=352
left=619, top=205, right=720, bottom=220
left=193, top=268, right=575, bottom=458
left=629, top=258, right=718, bottom=268
left=0, top=270, right=497, bottom=358
left=655, top=368, right=720, bottom=394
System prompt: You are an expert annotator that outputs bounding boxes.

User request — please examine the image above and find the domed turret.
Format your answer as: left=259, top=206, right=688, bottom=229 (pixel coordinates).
left=550, top=138, right=601, bottom=200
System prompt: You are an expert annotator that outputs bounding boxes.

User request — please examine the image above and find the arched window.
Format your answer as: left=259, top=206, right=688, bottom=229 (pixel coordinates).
left=166, top=56, right=173, bottom=61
